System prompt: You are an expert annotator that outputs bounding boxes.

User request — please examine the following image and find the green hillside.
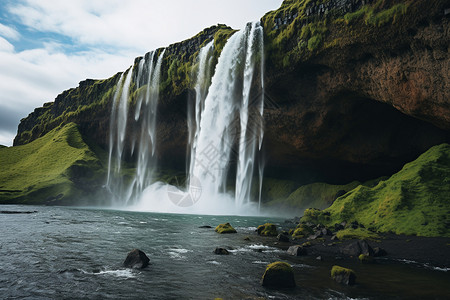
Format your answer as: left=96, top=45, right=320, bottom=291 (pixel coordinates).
left=0, top=123, right=105, bottom=205
left=301, top=143, right=450, bottom=237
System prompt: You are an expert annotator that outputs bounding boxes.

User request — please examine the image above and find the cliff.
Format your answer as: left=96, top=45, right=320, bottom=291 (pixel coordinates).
left=11, top=0, right=450, bottom=190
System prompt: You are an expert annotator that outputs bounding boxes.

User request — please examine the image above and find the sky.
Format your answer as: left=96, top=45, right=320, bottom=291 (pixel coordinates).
left=0, top=0, right=283, bottom=146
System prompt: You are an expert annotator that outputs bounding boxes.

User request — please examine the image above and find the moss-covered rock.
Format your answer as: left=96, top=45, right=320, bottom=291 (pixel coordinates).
left=292, top=224, right=313, bottom=239
left=215, top=223, right=237, bottom=234
left=257, top=223, right=278, bottom=236
left=331, top=265, right=356, bottom=285
left=261, top=261, right=296, bottom=288
left=358, top=254, right=374, bottom=264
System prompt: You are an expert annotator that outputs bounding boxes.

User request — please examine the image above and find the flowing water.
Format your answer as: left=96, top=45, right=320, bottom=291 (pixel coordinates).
left=106, top=50, right=165, bottom=206
left=1, top=206, right=449, bottom=299
left=106, top=22, right=265, bottom=215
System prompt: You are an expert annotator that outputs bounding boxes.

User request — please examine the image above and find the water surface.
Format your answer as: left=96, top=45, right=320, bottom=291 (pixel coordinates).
left=1, top=206, right=448, bottom=299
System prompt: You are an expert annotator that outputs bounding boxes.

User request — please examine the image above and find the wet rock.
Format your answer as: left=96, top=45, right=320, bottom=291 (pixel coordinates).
left=261, top=262, right=296, bottom=288
left=331, top=235, right=338, bottom=241
left=321, top=228, right=332, bottom=236
left=277, top=232, right=290, bottom=242
left=287, top=245, right=307, bottom=256
left=244, top=236, right=251, bottom=241
left=308, top=230, right=323, bottom=240
left=199, top=225, right=212, bottom=228
left=123, top=249, right=150, bottom=269
left=214, top=247, right=230, bottom=255
left=215, top=223, right=237, bottom=234
left=358, top=254, right=374, bottom=264
left=331, top=265, right=356, bottom=285
left=373, top=247, right=387, bottom=257
left=257, top=223, right=278, bottom=236
left=340, top=240, right=374, bottom=257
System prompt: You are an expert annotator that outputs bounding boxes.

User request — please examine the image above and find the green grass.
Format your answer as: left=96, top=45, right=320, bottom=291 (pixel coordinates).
left=0, top=123, right=104, bottom=205
left=336, top=228, right=380, bottom=241
left=261, top=0, right=413, bottom=69
left=267, top=179, right=383, bottom=212
left=300, top=143, right=450, bottom=237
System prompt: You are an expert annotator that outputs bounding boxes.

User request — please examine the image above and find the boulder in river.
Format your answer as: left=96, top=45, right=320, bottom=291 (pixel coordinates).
left=257, top=223, right=278, bottom=236
left=287, top=245, right=307, bottom=256
left=358, top=254, right=374, bottom=264
left=215, top=223, right=237, bottom=234
left=277, top=232, right=290, bottom=242
left=261, top=261, right=296, bottom=288
left=214, top=247, right=230, bottom=255
left=331, top=265, right=356, bottom=285
left=340, top=240, right=374, bottom=257
left=123, top=249, right=150, bottom=269
left=373, top=247, right=387, bottom=257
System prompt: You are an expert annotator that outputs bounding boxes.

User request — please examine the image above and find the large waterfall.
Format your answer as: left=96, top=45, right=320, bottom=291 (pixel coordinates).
left=108, top=22, right=265, bottom=215
left=106, top=50, right=165, bottom=206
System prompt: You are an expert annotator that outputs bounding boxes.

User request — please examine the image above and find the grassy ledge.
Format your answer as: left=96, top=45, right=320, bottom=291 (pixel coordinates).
left=299, top=143, right=450, bottom=237
left=0, top=123, right=105, bottom=205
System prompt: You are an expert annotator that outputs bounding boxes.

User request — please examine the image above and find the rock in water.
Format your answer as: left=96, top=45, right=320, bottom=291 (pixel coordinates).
left=215, top=223, right=237, bottom=234
left=277, top=232, right=290, bottom=242
left=373, top=247, right=387, bottom=257
left=287, top=245, right=307, bottom=256
left=358, top=254, right=374, bottom=264
left=261, top=262, right=296, bottom=288
left=213, top=247, right=230, bottom=255
left=340, top=240, right=374, bottom=257
left=331, top=265, right=356, bottom=285
left=123, top=249, right=150, bottom=269
left=257, top=223, right=278, bottom=236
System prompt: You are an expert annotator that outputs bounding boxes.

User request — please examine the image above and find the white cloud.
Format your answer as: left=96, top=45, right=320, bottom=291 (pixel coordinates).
left=0, top=0, right=283, bottom=146
left=0, top=46, right=137, bottom=145
left=0, top=23, right=21, bottom=40
left=0, top=37, right=15, bottom=52
left=9, top=0, right=282, bottom=52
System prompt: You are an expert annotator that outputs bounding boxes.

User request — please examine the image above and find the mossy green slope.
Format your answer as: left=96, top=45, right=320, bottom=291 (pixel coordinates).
left=266, top=178, right=384, bottom=211
left=302, top=143, right=450, bottom=237
left=0, top=123, right=105, bottom=205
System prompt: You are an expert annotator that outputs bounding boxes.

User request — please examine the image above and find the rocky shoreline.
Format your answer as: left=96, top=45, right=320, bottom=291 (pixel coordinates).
left=206, top=219, right=450, bottom=289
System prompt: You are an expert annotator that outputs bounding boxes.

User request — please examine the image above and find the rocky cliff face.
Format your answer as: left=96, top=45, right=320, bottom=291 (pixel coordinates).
left=14, top=0, right=450, bottom=186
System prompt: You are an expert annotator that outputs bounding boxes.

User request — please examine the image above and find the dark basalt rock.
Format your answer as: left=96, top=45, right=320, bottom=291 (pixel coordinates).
left=373, top=247, right=387, bottom=257
left=340, top=240, right=374, bottom=257
left=213, top=247, right=230, bottom=255
left=287, top=245, right=307, bottom=256
left=277, top=232, right=290, bottom=242
left=199, top=225, right=212, bottom=228
left=123, top=249, right=150, bottom=269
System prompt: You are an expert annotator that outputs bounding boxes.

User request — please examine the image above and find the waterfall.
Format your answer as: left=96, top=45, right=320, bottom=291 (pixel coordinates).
left=187, top=40, right=215, bottom=180
left=107, top=22, right=265, bottom=215
left=106, top=50, right=165, bottom=206
left=106, top=68, right=133, bottom=206
left=188, top=21, right=265, bottom=211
